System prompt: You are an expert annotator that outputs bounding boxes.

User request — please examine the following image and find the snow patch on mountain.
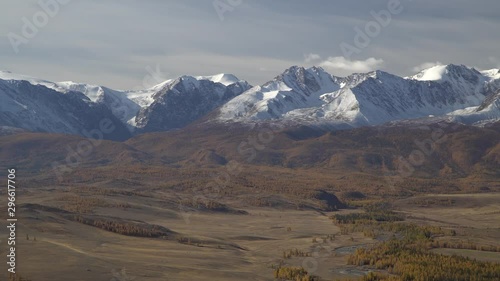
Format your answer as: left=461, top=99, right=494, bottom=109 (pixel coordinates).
left=409, top=64, right=448, bottom=81
left=481, top=69, right=500, bottom=80
left=197, top=73, right=241, bottom=86
left=448, top=99, right=500, bottom=126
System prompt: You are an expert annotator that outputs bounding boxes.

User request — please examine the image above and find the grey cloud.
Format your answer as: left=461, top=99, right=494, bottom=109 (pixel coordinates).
left=1, top=0, right=499, bottom=89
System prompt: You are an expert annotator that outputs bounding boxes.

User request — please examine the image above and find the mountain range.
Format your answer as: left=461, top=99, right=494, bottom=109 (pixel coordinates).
left=1, top=64, right=499, bottom=139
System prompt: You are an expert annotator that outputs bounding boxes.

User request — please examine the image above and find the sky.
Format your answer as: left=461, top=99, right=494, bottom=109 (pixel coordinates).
left=1, top=0, right=500, bottom=89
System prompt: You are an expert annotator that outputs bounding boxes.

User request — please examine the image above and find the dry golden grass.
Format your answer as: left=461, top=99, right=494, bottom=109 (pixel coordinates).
left=2, top=185, right=497, bottom=281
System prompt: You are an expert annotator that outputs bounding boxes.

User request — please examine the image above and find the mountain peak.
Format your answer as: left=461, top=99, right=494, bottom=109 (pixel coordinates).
left=197, top=73, right=241, bottom=86
left=276, top=65, right=335, bottom=83
left=307, top=66, right=337, bottom=78
left=445, top=63, right=482, bottom=75
left=278, top=66, right=306, bottom=80
left=163, top=74, right=247, bottom=92
left=284, top=65, right=305, bottom=72
left=340, top=70, right=397, bottom=88
left=481, top=68, right=500, bottom=80
left=409, top=64, right=482, bottom=82
left=161, top=74, right=244, bottom=89
left=365, top=69, right=395, bottom=79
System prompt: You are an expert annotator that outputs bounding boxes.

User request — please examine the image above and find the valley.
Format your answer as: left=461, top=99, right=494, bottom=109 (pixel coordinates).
left=0, top=120, right=498, bottom=280
left=1, top=187, right=499, bottom=281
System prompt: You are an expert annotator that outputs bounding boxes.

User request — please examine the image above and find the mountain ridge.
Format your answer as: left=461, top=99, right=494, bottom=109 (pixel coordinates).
left=217, top=64, right=499, bottom=128
left=1, top=64, right=499, bottom=139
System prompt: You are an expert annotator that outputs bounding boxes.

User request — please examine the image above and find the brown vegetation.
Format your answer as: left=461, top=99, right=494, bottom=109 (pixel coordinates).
left=348, top=240, right=500, bottom=281
left=283, top=249, right=311, bottom=259
left=70, top=215, right=173, bottom=238
left=273, top=266, right=318, bottom=281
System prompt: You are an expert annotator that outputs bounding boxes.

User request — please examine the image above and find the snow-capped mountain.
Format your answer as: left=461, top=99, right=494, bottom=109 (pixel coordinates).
left=0, top=70, right=251, bottom=137
left=134, top=75, right=251, bottom=132
left=1, top=64, right=499, bottom=139
left=447, top=69, right=500, bottom=125
left=218, top=66, right=343, bottom=121
left=217, top=64, right=500, bottom=127
left=52, top=82, right=142, bottom=128
left=0, top=78, right=132, bottom=140
left=0, top=71, right=145, bottom=129
left=407, top=65, right=500, bottom=125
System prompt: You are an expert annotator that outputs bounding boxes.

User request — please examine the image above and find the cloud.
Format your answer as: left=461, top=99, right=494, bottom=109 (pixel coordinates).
left=304, top=53, right=321, bottom=63
left=1, top=1, right=500, bottom=87
left=411, top=61, right=443, bottom=72
left=318, top=57, right=384, bottom=75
